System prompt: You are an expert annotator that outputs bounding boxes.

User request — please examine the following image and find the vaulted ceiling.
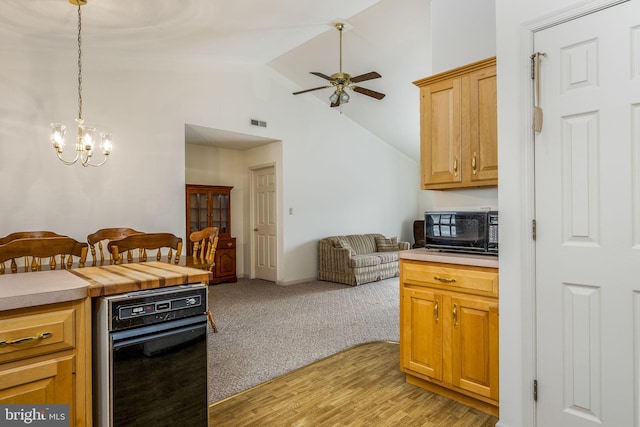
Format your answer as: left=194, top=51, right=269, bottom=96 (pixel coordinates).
left=0, top=0, right=430, bottom=159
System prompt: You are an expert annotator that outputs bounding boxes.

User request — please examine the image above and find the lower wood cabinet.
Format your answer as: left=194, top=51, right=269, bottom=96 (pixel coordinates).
left=212, top=236, right=237, bottom=284
left=400, top=259, right=499, bottom=415
left=0, top=299, right=91, bottom=426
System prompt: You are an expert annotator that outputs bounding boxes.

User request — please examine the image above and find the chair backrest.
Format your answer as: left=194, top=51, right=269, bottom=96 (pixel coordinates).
left=0, top=231, right=67, bottom=246
left=0, top=237, right=88, bottom=274
left=107, top=233, right=183, bottom=265
left=189, top=227, right=219, bottom=267
left=87, top=228, right=144, bottom=264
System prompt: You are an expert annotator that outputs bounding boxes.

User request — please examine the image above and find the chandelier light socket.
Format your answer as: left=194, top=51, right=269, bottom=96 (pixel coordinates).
left=50, top=123, right=66, bottom=152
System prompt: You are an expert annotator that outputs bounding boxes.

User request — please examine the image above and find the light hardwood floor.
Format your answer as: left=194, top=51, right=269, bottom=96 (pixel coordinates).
left=209, top=341, right=498, bottom=426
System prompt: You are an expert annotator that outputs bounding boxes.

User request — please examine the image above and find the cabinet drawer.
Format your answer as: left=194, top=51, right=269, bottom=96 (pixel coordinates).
left=402, top=261, right=498, bottom=297
left=0, top=307, right=75, bottom=364
left=219, top=238, right=236, bottom=249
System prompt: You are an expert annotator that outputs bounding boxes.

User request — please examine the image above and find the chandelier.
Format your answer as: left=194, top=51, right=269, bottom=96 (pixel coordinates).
left=50, top=0, right=112, bottom=167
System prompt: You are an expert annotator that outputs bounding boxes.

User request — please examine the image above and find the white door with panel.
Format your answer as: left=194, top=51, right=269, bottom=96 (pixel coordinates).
left=534, top=1, right=640, bottom=426
left=252, top=166, right=277, bottom=281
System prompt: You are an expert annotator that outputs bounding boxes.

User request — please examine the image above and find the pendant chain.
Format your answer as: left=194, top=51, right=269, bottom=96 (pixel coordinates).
left=77, top=3, right=83, bottom=120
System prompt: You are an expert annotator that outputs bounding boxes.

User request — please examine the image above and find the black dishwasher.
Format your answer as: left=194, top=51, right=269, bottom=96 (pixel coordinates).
left=93, top=284, right=209, bottom=427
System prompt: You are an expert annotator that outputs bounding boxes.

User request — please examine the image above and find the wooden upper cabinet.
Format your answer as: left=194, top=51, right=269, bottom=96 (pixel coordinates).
left=415, top=57, right=497, bottom=190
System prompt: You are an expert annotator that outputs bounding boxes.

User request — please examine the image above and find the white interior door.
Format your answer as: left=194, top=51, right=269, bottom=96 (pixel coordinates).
left=534, top=1, right=640, bottom=426
left=252, top=165, right=277, bottom=281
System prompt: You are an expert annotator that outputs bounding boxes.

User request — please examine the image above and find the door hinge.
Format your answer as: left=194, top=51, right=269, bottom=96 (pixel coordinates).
left=530, top=54, right=536, bottom=80
left=532, top=219, right=537, bottom=240
left=533, top=379, right=538, bottom=401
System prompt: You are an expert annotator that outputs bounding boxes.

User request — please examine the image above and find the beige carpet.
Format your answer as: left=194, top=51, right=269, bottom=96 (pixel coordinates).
left=207, top=277, right=400, bottom=403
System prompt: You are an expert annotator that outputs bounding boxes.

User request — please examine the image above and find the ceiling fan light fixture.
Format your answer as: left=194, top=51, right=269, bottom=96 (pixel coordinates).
left=292, top=20, right=385, bottom=107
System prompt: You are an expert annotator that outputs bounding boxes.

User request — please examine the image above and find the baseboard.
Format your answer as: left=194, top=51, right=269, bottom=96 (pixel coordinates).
left=406, top=374, right=499, bottom=417
left=276, top=277, right=320, bottom=286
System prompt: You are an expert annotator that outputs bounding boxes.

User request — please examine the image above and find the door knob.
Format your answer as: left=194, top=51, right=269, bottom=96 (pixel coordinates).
left=253, top=228, right=258, bottom=232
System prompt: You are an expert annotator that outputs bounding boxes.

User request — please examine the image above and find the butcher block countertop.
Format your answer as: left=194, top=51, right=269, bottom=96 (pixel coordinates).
left=0, top=262, right=212, bottom=311
left=399, top=248, right=499, bottom=269
left=71, top=261, right=212, bottom=297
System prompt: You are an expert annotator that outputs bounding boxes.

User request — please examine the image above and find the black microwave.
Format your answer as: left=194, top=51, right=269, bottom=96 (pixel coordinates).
left=424, top=211, right=498, bottom=255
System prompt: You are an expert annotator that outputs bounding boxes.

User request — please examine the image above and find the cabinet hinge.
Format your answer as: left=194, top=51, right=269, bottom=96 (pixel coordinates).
left=533, top=379, right=538, bottom=401
left=532, top=219, right=537, bottom=240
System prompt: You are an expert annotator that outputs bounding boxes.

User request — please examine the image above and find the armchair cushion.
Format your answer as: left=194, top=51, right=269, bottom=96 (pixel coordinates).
left=335, top=237, right=355, bottom=256
left=375, top=236, right=399, bottom=252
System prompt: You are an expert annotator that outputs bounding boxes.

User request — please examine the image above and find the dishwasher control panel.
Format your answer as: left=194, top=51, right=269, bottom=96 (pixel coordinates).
left=104, top=284, right=207, bottom=331
left=119, top=294, right=202, bottom=319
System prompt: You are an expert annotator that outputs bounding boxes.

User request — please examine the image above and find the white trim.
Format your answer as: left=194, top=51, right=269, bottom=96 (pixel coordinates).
left=524, top=0, right=629, bottom=31
left=518, top=1, right=627, bottom=425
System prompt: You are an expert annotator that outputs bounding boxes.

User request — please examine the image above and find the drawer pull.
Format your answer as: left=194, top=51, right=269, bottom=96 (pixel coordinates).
left=434, top=276, right=456, bottom=283
left=0, top=332, right=53, bottom=347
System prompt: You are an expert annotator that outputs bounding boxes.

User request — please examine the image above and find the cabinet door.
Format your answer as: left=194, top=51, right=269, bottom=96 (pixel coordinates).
left=210, top=191, right=230, bottom=235
left=401, top=288, right=443, bottom=381
left=0, top=354, right=75, bottom=413
left=186, top=189, right=211, bottom=234
left=420, top=78, right=462, bottom=188
left=450, top=294, right=499, bottom=400
left=215, top=248, right=236, bottom=279
left=468, top=65, right=498, bottom=183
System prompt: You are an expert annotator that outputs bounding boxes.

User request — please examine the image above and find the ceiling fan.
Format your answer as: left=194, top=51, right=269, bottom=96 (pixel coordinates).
left=292, top=22, right=386, bottom=108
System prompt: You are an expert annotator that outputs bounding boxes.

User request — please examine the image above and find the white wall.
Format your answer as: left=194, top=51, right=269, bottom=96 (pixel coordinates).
left=431, top=0, right=497, bottom=74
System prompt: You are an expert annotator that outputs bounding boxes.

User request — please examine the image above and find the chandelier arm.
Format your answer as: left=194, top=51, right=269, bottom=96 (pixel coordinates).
left=83, top=157, right=109, bottom=168
left=56, top=150, right=81, bottom=166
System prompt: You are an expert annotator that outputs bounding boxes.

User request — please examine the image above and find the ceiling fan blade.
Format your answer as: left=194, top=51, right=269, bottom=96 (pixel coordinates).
left=352, top=86, right=386, bottom=100
left=293, top=86, right=331, bottom=95
left=350, top=71, right=382, bottom=83
left=310, top=72, right=334, bottom=81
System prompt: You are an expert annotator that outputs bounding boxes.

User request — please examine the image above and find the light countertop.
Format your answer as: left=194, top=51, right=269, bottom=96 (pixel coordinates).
left=0, top=262, right=212, bottom=312
left=399, top=248, right=499, bottom=269
left=0, top=270, right=89, bottom=311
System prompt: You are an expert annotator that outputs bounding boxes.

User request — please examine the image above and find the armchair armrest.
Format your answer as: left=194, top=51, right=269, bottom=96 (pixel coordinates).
left=398, top=241, right=410, bottom=250
left=318, top=240, right=352, bottom=273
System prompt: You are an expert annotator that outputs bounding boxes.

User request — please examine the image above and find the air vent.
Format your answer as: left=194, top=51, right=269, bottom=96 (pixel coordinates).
left=250, top=119, right=267, bottom=128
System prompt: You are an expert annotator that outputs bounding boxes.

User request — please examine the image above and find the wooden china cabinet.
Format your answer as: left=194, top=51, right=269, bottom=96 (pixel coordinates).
left=185, top=184, right=237, bottom=284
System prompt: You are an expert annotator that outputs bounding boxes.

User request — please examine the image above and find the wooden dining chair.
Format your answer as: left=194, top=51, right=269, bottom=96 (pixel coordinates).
left=0, top=237, right=89, bottom=274
left=187, top=227, right=219, bottom=271
left=0, top=231, right=67, bottom=246
left=107, top=233, right=183, bottom=265
left=87, top=227, right=144, bottom=265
